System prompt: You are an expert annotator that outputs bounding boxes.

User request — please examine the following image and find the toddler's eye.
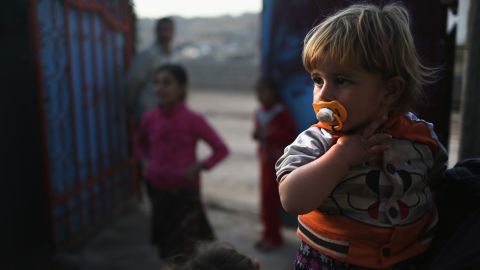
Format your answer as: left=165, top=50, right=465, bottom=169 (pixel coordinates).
left=336, top=77, right=349, bottom=86
left=312, top=77, right=323, bottom=85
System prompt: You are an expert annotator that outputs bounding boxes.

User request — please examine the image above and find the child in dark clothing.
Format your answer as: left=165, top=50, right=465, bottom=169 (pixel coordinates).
left=252, top=76, right=297, bottom=251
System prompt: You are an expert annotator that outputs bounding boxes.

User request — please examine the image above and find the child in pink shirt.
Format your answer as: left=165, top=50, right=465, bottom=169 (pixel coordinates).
left=134, top=64, right=229, bottom=259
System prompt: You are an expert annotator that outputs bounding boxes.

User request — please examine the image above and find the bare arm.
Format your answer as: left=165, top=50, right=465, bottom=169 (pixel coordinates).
left=279, top=143, right=350, bottom=214
left=279, top=115, right=391, bottom=214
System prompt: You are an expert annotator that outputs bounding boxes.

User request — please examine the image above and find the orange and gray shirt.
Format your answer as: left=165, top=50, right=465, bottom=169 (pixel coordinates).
left=275, top=112, right=447, bottom=269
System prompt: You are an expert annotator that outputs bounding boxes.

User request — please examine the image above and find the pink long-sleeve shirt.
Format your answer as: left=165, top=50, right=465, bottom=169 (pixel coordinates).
left=134, top=102, right=229, bottom=190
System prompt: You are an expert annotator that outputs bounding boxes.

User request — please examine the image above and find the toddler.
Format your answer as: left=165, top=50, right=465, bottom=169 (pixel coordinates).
left=275, top=3, right=448, bottom=269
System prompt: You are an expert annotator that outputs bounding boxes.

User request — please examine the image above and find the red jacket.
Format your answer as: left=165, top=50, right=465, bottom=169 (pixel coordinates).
left=254, top=103, right=297, bottom=162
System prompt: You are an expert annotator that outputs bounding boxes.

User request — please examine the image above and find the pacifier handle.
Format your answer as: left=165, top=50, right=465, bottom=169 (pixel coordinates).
left=331, top=113, right=343, bottom=131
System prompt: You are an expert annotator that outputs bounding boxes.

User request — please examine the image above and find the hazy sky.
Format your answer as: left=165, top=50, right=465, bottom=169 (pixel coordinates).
left=133, top=0, right=262, bottom=18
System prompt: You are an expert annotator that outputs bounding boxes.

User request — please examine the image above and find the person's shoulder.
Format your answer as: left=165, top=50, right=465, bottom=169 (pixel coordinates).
left=394, top=112, right=445, bottom=153
left=134, top=43, right=157, bottom=58
left=186, top=108, right=206, bottom=122
left=280, top=126, right=333, bottom=159
left=403, top=112, right=433, bottom=126
left=175, top=104, right=202, bottom=119
left=292, top=126, right=333, bottom=146
left=303, top=126, right=332, bottom=138
left=179, top=108, right=211, bottom=132
left=401, top=112, right=437, bottom=135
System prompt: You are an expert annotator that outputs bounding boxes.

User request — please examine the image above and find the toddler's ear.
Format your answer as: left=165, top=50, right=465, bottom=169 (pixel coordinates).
left=385, top=76, right=405, bottom=103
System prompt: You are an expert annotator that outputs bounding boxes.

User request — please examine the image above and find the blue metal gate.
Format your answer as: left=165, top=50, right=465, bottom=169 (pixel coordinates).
left=31, top=0, right=137, bottom=247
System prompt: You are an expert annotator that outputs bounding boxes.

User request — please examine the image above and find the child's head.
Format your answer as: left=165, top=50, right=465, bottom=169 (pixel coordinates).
left=303, top=3, right=435, bottom=120
left=255, top=76, right=281, bottom=107
left=166, top=241, right=260, bottom=270
left=154, top=64, right=188, bottom=109
left=155, top=17, right=175, bottom=47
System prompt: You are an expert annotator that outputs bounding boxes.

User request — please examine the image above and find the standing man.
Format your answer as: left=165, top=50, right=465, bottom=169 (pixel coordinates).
left=126, top=17, right=176, bottom=120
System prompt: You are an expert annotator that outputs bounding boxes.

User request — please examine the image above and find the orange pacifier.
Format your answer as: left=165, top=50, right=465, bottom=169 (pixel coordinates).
left=312, top=100, right=348, bottom=132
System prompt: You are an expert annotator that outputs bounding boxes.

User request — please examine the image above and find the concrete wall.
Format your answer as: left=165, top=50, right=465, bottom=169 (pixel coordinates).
left=179, top=58, right=260, bottom=92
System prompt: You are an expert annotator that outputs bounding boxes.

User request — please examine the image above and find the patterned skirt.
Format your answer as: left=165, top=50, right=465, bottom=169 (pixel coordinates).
left=146, top=182, right=215, bottom=259
left=294, top=241, right=423, bottom=270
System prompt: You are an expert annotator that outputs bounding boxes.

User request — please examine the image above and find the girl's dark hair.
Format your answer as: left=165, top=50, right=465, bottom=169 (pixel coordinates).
left=156, top=64, right=188, bottom=86
left=255, top=75, right=281, bottom=101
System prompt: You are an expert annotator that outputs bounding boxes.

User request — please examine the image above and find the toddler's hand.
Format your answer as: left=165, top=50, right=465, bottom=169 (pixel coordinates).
left=335, top=115, right=391, bottom=166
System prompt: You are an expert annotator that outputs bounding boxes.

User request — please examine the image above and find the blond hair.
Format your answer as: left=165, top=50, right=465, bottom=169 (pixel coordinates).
left=302, top=3, right=437, bottom=113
